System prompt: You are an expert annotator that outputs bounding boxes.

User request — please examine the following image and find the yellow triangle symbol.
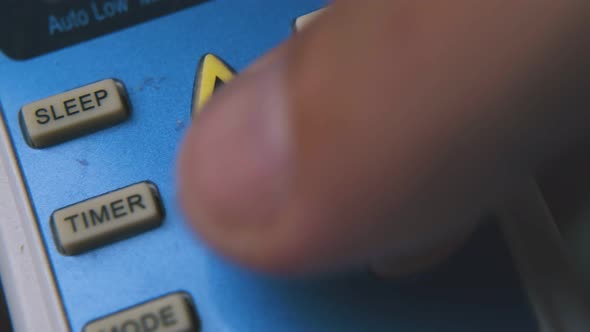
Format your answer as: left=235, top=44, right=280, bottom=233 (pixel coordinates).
left=193, top=54, right=236, bottom=115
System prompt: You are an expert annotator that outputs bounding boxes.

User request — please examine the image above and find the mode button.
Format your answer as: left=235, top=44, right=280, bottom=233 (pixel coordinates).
left=83, top=292, right=200, bottom=332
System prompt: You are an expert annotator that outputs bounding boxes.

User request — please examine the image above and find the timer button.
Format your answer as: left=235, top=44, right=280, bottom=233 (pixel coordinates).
left=50, top=181, right=164, bottom=255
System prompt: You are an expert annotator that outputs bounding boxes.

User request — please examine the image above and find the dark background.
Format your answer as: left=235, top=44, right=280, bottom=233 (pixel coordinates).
left=0, top=0, right=209, bottom=59
left=0, top=282, right=12, bottom=332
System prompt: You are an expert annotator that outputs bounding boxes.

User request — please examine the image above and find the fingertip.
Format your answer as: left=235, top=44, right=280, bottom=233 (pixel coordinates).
left=177, top=49, right=297, bottom=253
left=176, top=1, right=490, bottom=276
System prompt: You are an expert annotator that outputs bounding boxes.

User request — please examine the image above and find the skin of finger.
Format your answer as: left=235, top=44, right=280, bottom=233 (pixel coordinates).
left=179, top=0, right=590, bottom=274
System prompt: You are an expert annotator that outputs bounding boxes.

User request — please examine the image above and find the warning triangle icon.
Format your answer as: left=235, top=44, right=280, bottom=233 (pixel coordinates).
left=192, top=54, right=236, bottom=116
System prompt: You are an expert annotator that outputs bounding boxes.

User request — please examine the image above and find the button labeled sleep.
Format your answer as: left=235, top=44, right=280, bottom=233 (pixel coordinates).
left=51, top=181, right=164, bottom=255
left=83, top=293, right=200, bottom=332
left=19, top=78, right=130, bottom=148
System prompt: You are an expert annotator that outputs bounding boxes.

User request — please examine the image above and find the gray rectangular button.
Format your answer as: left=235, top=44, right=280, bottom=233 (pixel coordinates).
left=50, top=181, right=164, bottom=255
left=84, top=293, right=200, bottom=332
left=19, top=79, right=130, bottom=148
left=294, top=8, right=326, bottom=32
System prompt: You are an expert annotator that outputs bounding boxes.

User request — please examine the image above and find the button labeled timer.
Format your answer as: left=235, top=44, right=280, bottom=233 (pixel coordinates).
left=50, top=181, right=164, bottom=255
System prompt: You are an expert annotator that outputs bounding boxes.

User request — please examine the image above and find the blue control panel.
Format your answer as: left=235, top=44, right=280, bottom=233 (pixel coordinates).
left=0, top=1, right=539, bottom=331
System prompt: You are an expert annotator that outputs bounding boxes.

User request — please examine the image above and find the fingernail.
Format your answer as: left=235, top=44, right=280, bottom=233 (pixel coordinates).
left=178, top=59, right=292, bottom=228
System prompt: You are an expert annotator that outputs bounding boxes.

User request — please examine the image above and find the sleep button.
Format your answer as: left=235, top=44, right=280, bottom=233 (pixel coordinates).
left=50, top=181, right=164, bottom=255
left=19, top=78, right=130, bottom=148
left=84, top=292, right=200, bottom=332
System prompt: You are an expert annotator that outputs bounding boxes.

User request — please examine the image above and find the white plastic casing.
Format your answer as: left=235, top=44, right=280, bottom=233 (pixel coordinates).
left=0, top=113, right=69, bottom=332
